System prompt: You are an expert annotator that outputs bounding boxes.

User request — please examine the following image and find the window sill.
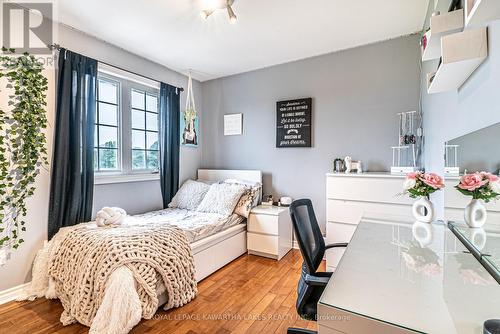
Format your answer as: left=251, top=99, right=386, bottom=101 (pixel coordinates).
left=94, top=173, right=160, bottom=185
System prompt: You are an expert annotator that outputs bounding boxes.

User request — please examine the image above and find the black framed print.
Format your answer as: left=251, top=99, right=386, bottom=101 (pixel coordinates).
left=276, top=98, right=312, bottom=148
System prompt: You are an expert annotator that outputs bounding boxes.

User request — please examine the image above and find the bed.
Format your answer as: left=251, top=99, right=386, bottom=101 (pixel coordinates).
left=23, top=169, right=262, bottom=334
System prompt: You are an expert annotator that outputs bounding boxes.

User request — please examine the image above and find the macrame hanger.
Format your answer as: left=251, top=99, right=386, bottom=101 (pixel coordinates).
left=185, top=70, right=196, bottom=112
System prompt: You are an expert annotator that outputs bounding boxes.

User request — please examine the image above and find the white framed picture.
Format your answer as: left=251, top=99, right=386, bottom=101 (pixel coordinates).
left=224, top=113, right=243, bottom=136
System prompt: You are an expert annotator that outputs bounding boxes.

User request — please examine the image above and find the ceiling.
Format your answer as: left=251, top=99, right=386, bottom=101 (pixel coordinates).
left=57, top=0, right=430, bottom=81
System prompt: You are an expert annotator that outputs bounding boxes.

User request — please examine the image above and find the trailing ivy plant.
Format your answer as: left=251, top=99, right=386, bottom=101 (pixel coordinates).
left=0, top=47, right=48, bottom=251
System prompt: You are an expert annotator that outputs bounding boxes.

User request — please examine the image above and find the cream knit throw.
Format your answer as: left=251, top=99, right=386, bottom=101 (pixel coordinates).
left=48, top=222, right=197, bottom=327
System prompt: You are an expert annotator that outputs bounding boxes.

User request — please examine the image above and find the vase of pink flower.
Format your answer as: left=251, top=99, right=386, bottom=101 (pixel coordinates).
left=455, top=172, right=500, bottom=228
left=403, top=172, right=445, bottom=223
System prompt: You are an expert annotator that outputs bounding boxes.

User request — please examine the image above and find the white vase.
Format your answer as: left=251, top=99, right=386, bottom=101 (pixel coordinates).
left=464, top=199, right=487, bottom=228
left=412, top=197, right=435, bottom=223
left=412, top=221, right=433, bottom=247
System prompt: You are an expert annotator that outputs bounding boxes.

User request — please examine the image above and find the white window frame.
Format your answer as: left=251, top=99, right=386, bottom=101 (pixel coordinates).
left=94, top=65, right=161, bottom=185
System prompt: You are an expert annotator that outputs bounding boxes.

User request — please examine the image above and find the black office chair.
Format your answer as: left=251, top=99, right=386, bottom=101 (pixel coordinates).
left=287, top=199, right=348, bottom=334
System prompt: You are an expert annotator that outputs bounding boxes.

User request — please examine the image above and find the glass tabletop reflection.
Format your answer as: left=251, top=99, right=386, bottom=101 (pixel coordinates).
left=319, top=214, right=500, bottom=334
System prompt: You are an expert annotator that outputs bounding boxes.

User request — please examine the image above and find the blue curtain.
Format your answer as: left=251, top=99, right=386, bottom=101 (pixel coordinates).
left=159, top=83, right=181, bottom=208
left=48, top=49, right=97, bottom=239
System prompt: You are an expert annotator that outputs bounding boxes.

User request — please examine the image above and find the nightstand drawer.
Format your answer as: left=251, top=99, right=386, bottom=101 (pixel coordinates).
left=248, top=214, right=279, bottom=235
left=247, top=233, right=278, bottom=255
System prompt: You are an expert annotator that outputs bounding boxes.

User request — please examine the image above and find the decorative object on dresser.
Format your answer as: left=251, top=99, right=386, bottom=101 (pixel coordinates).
left=325, top=173, right=414, bottom=271
left=455, top=172, right=500, bottom=228
left=247, top=205, right=292, bottom=260
left=343, top=156, right=362, bottom=174
left=333, top=158, right=345, bottom=173
left=276, top=98, right=312, bottom=148
left=262, top=194, right=274, bottom=206
left=402, top=171, right=444, bottom=223
left=391, top=111, right=421, bottom=174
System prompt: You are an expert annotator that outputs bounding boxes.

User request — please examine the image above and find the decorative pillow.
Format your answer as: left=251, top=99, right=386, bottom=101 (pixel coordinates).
left=196, top=183, right=247, bottom=216
left=233, top=184, right=262, bottom=218
left=168, top=180, right=210, bottom=210
left=224, top=179, right=262, bottom=208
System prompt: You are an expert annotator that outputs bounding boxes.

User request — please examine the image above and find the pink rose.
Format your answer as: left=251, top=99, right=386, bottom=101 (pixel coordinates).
left=422, top=173, right=444, bottom=189
left=481, top=172, right=499, bottom=182
left=458, top=173, right=487, bottom=191
left=407, top=172, right=421, bottom=180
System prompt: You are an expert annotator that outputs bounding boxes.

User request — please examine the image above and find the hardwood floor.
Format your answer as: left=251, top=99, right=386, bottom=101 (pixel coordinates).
left=0, top=250, right=322, bottom=334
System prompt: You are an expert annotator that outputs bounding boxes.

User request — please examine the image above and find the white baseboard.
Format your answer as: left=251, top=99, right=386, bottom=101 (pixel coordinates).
left=0, top=282, right=30, bottom=305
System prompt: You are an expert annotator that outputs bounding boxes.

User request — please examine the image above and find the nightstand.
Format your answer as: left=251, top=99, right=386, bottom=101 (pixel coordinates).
left=247, top=205, right=293, bottom=260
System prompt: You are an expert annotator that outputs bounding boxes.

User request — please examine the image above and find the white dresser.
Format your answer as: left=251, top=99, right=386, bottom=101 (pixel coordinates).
left=325, top=173, right=413, bottom=271
left=247, top=205, right=293, bottom=260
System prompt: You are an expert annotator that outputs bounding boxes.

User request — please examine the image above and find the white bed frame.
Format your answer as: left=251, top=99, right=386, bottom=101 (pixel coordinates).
left=192, top=169, right=262, bottom=281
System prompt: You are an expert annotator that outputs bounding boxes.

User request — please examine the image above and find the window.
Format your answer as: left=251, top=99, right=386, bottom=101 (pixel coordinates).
left=95, top=78, right=120, bottom=172
left=94, top=69, right=160, bottom=180
left=131, top=89, right=159, bottom=171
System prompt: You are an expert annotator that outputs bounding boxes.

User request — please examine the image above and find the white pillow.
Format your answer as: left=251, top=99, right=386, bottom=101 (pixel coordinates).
left=196, top=183, right=247, bottom=216
left=224, top=179, right=262, bottom=207
left=168, top=180, right=210, bottom=210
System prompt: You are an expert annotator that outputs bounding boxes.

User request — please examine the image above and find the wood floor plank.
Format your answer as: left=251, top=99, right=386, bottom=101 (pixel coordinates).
left=0, top=250, right=321, bottom=333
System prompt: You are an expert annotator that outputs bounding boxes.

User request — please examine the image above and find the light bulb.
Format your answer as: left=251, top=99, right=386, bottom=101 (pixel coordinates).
left=227, top=5, right=237, bottom=23
left=201, top=9, right=214, bottom=19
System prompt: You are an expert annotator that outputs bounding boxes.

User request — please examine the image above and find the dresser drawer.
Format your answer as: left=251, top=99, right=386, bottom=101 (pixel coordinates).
left=326, top=176, right=412, bottom=205
left=247, top=233, right=278, bottom=255
left=248, top=214, right=279, bottom=235
left=327, top=199, right=413, bottom=224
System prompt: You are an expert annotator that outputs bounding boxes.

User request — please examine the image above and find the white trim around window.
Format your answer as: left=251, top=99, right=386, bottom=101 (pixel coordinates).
left=94, top=173, right=160, bottom=185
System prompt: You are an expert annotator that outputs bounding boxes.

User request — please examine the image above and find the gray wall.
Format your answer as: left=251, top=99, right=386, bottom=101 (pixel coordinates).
left=0, top=22, right=203, bottom=291
left=422, top=1, right=500, bottom=217
left=201, top=35, right=421, bottom=231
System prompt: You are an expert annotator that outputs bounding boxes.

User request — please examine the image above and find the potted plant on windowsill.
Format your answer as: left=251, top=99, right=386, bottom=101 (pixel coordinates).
left=455, top=172, right=500, bottom=228
left=402, top=172, right=445, bottom=223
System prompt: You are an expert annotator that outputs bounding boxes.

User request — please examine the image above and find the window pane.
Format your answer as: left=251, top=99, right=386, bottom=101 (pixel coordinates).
left=94, top=125, right=98, bottom=146
left=99, top=126, right=118, bottom=148
left=146, top=112, right=158, bottom=131
left=98, top=80, right=118, bottom=104
left=94, top=148, right=98, bottom=170
left=132, top=150, right=146, bottom=170
left=99, top=149, right=118, bottom=170
left=146, top=132, right=158, bottom=150
left=131, top=90, right=145, bottom=110
left=147, top=151, right=158, bottom=170
left=132, top=130, right=146, bottom=149
left=146, top=94, right=158, bottom=112
left=99, top=102, right=118, bottom=126
left=132, top=109, right=145, bottom=129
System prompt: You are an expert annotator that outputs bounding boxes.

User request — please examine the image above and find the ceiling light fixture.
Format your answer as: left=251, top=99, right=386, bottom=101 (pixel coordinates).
left=201, top=0, right=237, bottom=23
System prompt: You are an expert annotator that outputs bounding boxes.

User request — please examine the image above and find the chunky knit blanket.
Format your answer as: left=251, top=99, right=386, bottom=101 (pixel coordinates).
left=48, top=222, right=197, bottom=327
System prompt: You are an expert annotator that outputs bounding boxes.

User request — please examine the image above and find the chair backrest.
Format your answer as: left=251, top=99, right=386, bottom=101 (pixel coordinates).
left=289, top=199, right=325, bottom=274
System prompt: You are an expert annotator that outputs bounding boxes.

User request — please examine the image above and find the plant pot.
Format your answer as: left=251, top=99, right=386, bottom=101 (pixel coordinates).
left=464, top=199, right=487, bottom=228
left=412, top=197, right=435, bottom=223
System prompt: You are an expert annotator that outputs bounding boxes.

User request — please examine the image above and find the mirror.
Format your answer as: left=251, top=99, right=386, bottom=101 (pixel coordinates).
left=444, top=122, right=500, bottom=176
left=444, top=122, right=500, bottom=280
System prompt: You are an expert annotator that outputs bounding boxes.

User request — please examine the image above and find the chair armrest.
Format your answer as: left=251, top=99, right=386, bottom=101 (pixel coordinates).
left=325, top=242, right=348, bottom=249
left=304, top=274, right=330, bottom=287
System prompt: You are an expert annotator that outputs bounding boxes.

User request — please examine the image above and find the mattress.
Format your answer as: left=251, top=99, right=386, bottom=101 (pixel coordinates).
left=128, top=208, right=245, bottom=243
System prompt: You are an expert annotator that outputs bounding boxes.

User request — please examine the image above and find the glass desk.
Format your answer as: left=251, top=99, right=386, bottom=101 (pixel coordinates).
left=448, top=221, right=500, bottom=284
left=318, top=214, right=500, bottom=334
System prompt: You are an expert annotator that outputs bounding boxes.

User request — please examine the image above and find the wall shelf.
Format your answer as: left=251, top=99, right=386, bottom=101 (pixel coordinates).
left=465, top=0, right=500, bottom=27
left=427, top=27, right=487, bottom=94
left=421, top=9, right=464, bottom=61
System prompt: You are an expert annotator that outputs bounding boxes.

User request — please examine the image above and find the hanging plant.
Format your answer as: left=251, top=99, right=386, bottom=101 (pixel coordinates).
left=0, top=47, right=48, bottom=252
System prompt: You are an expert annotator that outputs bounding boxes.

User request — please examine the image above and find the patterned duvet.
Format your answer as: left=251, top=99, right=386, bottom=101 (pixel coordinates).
left=128, top=208, right=245, bottom=243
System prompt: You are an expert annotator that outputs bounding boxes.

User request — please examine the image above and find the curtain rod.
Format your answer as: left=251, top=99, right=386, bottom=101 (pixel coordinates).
left=48, top=44, right=184, bottom=92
